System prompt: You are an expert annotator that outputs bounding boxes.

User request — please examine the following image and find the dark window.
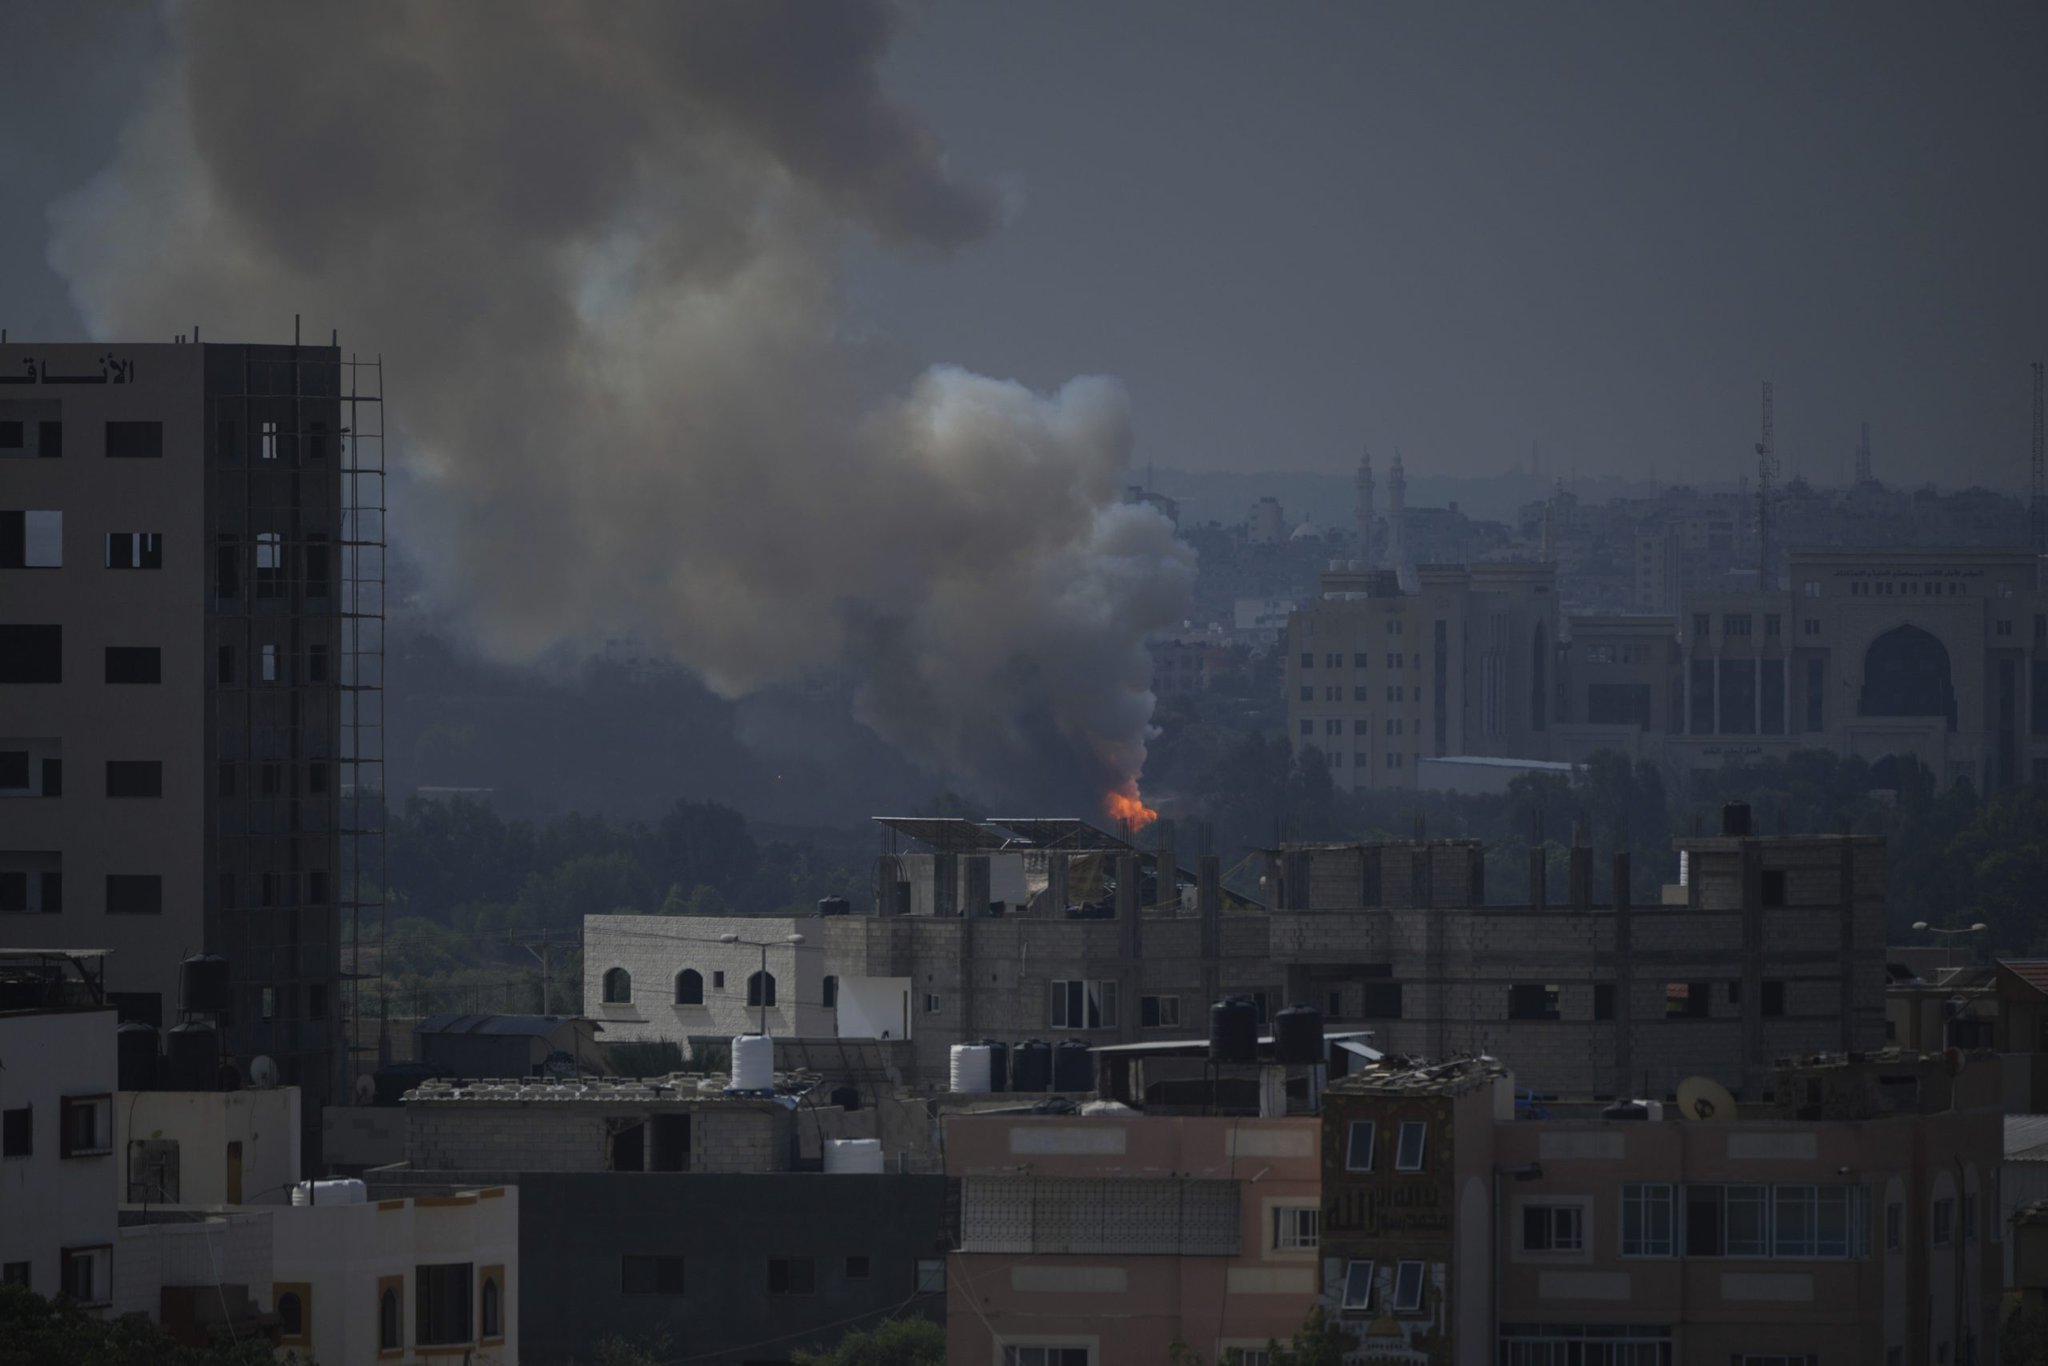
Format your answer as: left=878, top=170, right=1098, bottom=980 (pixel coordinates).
left=1693, top=613, right=1710, bottom=638
left=379, top=1287, right=401, bottom=1351
left=1360, top=980, right=1403, bottom=1018
left=306, top=535, right=329, bottom=597
left=41, top=759, right=60, bottom=797
left=217, top=644, right=236, bottom=684
left=0, top=421, right=19, bottom=449
left=1762, top=981, right=1786, bottom=1018
left=0, top=625, right=62, bottom=683
left=1300, top=652, right=1314, bottom=668
left=2, top=1106, right=29, bottom=1157
left=307, top=421, right=329, bottom=461
left=277, top=1291, right=304, bottom=1337
left=0, top=872, right=26, bottom=912
left=37, top=422, right=60, bottom=459
left=675, top=969, right=703, bottom=1005
left=846, top=1255, right=871, bottom=1279
left=1508, top=984, right=1561, bottom=1020
left=602, top=967, right=631, bottom=1003
left=622, top=1255, right=686, bottom=1296
left=308, top=985, right=327, bottom=1020
left=1765, top=613, right=1781, bottom=637
left=0, top=1263, right=26, bottom=1287
left=747, top=970, right=777, bottom=1007
left=1761, top=870, right=1787, bottom=907
left=260, top=763, right=280, bottom=795
left=104, top=421, right=162, bottom=459
left=649, top=1114, right=689, bottom=1172
left=0, top=751, right=25, bottom=789
left=712, top=971, right=725, bottom=989
left=415, top=1262, right=473, bottom=1346
left=104, top=532, right=162, bottom=569
left=104, top=646, right=160, bottom=684
left=215, top=536, right=239, bottom=597
left=308, top=644, right=328, bottom=683
left=217, top=418, right=239, bottom=463
left=1665, top=982, right=1711, bottom=1019
left=822, top=974, right=837, bottom=1008
left=480, top=1272, right=502, bottom=1339
left=1594, top=984, right=1615, bottom=1021
left=105, top=761, right=163, bottom=799
left=1806, top=657, right=1824, bottom=732
left=218, top=763, right=236, bottom=797
left=307, top=762, right=328, bottom=795
left=106, top=874, right=162, bottom=915
left=767, top=1257, right=815, bottom=1295
left=308, top=868, right=328, bottom=904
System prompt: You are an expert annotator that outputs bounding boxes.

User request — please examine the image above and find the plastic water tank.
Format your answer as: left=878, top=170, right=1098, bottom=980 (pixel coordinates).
left=117, top=1020, right=160, bottom=1091
left=164, top=1020, right=219, bottom=1091
left=816, top=895, right=850, bottom=917
left=823, top=1139, right=885, bottom=1174
left=949, top=1043, right=993, bottom=1093
left=292, top=1178, right=368, bottom=1206
left=180, top=953, right=232, bottom=1014
left=730, top=1034, right=775, bottom=1092
left=1272, top=1004, right=1325, bottom=1066
left=1051, top=1039, right=1095, bottom=1092
left=980, top=1039, right=1010, bottom=1093
left=1209, top=997, right=1259, bottom=1064
left=1010, top=1039, right=1053, bottom=1092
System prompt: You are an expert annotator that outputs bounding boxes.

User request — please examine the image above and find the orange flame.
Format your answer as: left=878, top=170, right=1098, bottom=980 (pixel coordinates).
left=1105, top=789, right=1158, bottom=829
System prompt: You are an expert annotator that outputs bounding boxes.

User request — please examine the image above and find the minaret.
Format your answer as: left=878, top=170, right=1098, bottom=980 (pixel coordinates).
left=1387, top=452, right=1410, bottom=587
left=1355, top=448, right=1376, bottom=560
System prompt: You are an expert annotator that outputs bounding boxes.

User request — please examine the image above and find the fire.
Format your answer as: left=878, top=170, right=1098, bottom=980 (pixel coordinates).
left=1105, top=789, right=1158, bottom=829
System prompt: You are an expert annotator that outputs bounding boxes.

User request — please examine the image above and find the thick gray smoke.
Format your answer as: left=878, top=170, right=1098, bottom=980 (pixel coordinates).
left=46, top=2, right=1192, bottom=813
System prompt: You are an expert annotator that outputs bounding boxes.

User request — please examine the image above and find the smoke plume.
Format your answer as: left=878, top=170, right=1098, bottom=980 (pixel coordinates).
left=45, top=2, right=1192, bottom=812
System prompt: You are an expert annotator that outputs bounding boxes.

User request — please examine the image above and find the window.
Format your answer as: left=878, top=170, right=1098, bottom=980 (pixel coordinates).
left=1325, top=653, right=1342, bottom=668
left=1051, top=978, right=1117, bottom=1029
left=1508, top=983, right=1561, bottom=1020
left=1004, top=1349, right=1089, bottom=1366
left=416, top=1262, right=473, bottom=1346
left=1394, top=1121, right=1427, bottom=1171
left=0, top=624, right=62, bottom=683
left=260, top=420, right=279, bottom=461
left=675, top=969, right=703, bottom=1005
left=105, top=760, right=162, bottom=798
left=845, top=1255, right=871, bottom=1279
left=1593, top=984, right=1615, bottom=1021
left=306, top=535, right=329, bottom=596
left=1299, top=686, right=1312, bottom=702
left=60, top=1246, right=110, bottom=1305
left=767, top=1257, right=815, bottom=1295
left=307, top=762, right=328, bottom=795
left=105, top=531, right=162, bottom=569
left=1522, top=1205, right=1583, bottom=1253
left=924, top=992, right=942, bottom=1014
left=1140, top=994, right=1180, bottom=1028
left=1885, top=1200, right=1904, bottom=1251
left=104, top=420, right=162, bottom=458
left=215, top=536, right=239, bottom=597
left=1765, top=613, right=1781, bottom=637
left=0, top=510, right=62, bottom=567
left=712, top=970, right=725, bottom=989
left=915, top=1257, right=945, bottom=1293
left=377, top=1279, right=403, bottom=1354
left=261, top=643, right=278, bottom=682
left=480, top=1268, right=504, bottom=1341
left=1298, top=719, right=1312, bottom=736
left=1325, top=686, right=1341, bottom=702
left=1686, top=1183, right=1768, bottom=1257
left=104, top=646, right=160, bottom=684
left=1324, top=719, right=1342, bottom=735
left=1762, top=981, right=1786, bottom=1017
left=1391, top=1260, right=1425, bottom=1312
left=1760, top=869, right=1787, bottom=906
left=622, top=1255, right=686, bottom=1295
left=1664, top=982, right=1710, bottom=1019
left=601, top=967, right=631, bottom=1004
left=307, top=643, right=329, bottom=682
left=1621, top=1183, right=1676, bottom=1257
left=1340, top=1259, right=1374, bottom=1311
left=106, top=874, right=162, bottom=915
left=1, top=1263, right=27, bottom=1287
left=255, top=531, right=282, bottom=597
left=748, top=970, right=778, bottom=1007
left=2, top=1105, right=29, bottom=1157
left=1273, top=1206, right=1319, bottom=1250
left=1344, top=1120, right=1375, bottom=1172
left=275, top=1284, right=311, bottom=1345
left=59, top=1095, right=111, bottom=1157
left=1725, top=614, right=1751, bottom=636
left=1693, top=613, right=1710, bottom=638
left=822, top=974, right=837, bottom=1008
left=1353, top=652, right=1369, bottom=668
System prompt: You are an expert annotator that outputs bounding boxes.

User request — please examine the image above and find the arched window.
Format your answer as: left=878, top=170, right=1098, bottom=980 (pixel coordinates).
left=379, top=1285, right=401, bottom=1351
left=602, top=967, right=632, bottom=1004
left=675, top=969, right=703, bottom=1006
left=747, top=970, right=776, bottom=1008
left=481, top=1273, right=503, bottom=1340
left=1859, top=624, right=1957, bottom=730
left=822, top=975, right=838, bottom=1009
left=277, top=1290, right=304, bottom=1337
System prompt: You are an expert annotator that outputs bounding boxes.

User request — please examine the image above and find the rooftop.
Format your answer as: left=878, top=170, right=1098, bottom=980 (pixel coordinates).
left=402, top=1070, right=820, bottom=1109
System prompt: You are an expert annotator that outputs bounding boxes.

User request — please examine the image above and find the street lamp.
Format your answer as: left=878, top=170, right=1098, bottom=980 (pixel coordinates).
left=1911, top=920, right=1989, bottom=975
left=719, top=932, right=806, bottom=1035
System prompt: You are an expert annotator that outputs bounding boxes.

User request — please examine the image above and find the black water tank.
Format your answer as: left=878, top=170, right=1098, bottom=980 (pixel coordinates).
left=1721, top=801, right=1752, bottom=837
left=373, top=1061, right=439, bottom=1107
left=164, top=1021, right=218, bottom=1091
left=980, top=1039, right=1010, bottom=1093
left=180, top=954, right=232, bottom=1014
left=1209, top=997, right=1258, bottom=1064
left=1272, top=1004, right=1324, bottom=1066
left=830, top=1085, right=862, bottom=1112
left=816, top=895, right=850, bottom=917
left=117, top=1020, right=160, bottom=1091
left=1010, top=1039, right=1053, bottom=1092
left=1052, top=1040, right=1095, bottom=1092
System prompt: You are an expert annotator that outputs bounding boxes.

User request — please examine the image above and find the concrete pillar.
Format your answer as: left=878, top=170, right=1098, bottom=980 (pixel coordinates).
left=963, top=856, right=991, bottom=918
left=931, top=853, right=958, bottom=918
left=1568, top=844, right=1593, bottom=910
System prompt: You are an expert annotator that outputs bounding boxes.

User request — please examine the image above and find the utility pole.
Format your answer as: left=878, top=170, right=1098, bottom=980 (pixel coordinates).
left=1755, top=381, right=1776, bottom=590
left=520, top=932, right=557, bottom=1015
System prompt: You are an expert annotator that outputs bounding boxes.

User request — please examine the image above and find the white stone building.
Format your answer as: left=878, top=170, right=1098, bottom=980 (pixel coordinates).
left=583, top=914, right=834, bottom=1044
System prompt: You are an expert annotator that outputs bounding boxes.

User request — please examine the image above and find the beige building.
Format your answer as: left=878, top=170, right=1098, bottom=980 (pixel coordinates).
left=0, top=338, right=383, bottom=1141
left=1284, top=560, right=1559, bottom=792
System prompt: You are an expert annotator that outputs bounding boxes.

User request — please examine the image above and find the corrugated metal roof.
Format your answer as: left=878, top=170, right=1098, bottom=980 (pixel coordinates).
left=2005, top=1114, right=2048, bottom=1160
left=415, top=1013, right=579, bottom=1038
left=2000, top=961, right=2048, bottom=996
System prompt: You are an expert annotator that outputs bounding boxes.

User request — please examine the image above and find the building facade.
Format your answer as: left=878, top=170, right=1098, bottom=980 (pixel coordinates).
left=583, top=914, right=834, bottom=1044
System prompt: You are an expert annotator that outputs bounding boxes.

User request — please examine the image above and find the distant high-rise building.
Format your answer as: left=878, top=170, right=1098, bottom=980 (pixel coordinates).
left=1354, top=448, right=1375, bottom=560
left=1386, top=453, right=1410, bottom=588
left=0, top=338, right=385, bottom=1151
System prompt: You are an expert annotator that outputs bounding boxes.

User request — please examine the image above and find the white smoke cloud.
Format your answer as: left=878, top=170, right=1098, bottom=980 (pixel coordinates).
left=46, top=1, right=1192, bottom=811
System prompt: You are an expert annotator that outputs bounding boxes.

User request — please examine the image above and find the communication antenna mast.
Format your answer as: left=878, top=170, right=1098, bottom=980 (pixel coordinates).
left=1854, top=421, right=1872, bottom=487
left=2032, top=361, right=2045, bottom=555
left=1754, top=380, right=1776, bottom=590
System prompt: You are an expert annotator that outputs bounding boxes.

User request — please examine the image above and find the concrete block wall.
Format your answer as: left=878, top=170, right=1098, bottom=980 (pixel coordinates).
left=585, top=914, right=830, bottom=1044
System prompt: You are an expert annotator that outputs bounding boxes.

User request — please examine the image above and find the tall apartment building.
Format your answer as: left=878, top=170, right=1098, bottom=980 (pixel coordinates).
left=1284, top=560, right=1559, bottom=791
left=0, top=339, right=384, bottom=1139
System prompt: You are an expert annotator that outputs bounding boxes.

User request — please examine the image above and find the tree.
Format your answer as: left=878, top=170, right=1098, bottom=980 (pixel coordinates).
left=790, top=1316, right=946, bottom=1366
left=0, top=1284, right=290, bottom=1366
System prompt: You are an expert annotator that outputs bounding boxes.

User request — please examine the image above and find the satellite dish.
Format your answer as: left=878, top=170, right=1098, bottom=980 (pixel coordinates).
left=353, top=1074, right=376, bottom=1105
left=1677, top=1075, right=1736, bottom=1122
left=248, top=1055, right=279, bottom=1089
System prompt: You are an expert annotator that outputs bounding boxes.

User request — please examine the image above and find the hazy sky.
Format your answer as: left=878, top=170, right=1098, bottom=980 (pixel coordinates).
left=8, top=2, right=2047, bottom=491
left=853, top=2, right=2048, bottom=490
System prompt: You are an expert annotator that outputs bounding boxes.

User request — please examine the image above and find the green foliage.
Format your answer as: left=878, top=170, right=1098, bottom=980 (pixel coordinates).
left=2003, top=1303, right=2048, bottom=1366
left=0, top=1284, right=291, bottom=1366
left=608, top=1040, right=686, bottom=1078
left=790, top=1315, right=945, bottom=1366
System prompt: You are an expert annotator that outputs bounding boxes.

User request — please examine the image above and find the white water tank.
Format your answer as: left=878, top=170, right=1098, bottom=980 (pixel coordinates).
left=731, top=1034, right=775, bottom=1092
left=291, top=1178, right=367, bottom=1206
left=949, top=1043, right=993, bottom=1094
left=824, top=1138, right=885, bottom=1174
